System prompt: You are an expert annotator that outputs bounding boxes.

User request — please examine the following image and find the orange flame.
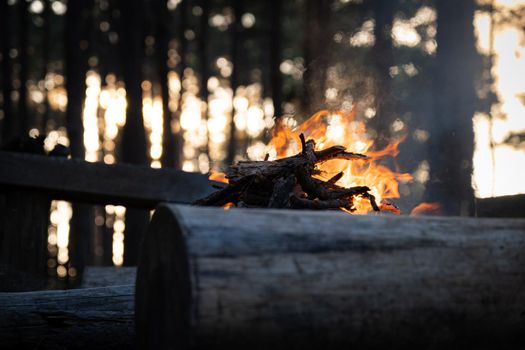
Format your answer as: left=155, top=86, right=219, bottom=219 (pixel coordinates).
left=223, top=202, right=235, bottom=210
left=269, top=109, right=412, bottom=214
left=410, top=202, right=441, bottom=216
left=209, top=108, right=413, bottom=214
left=209, top=170, right=228, bottom=184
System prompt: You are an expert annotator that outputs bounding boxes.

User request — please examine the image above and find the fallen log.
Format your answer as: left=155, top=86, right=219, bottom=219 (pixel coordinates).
left=0, top=285, right=134, bottom=349
left=136, top=204, right=525, bottom=349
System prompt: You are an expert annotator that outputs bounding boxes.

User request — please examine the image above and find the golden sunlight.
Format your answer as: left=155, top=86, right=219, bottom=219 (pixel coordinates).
left=473, top=1, right=525, bottom=197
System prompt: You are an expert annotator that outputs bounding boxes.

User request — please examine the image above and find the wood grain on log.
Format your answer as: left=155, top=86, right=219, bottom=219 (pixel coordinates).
left=136, top=204, right=525, bottom=349
left=0, top=285, right=134, bottom=349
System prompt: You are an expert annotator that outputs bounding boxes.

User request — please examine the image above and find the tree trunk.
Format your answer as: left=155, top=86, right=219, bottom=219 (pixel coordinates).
left=226, top=0, right=242, bottom=166
left=65, top=0, right=89, bottom=159
left=118, top=0, right=150, bottom=265
left=0, top=0, right=14, bottom=142
left=199, top=0, right=210, bottom=159
left=41, top=0, right=51, bottom=131
left=425, top=0, right=480, bottom=216
left=156, top=0, right=177, bottom=169
left=136, top=204, right=525, bottom=349
left=172, top=0, right=187, bottom=169
left=302, top=0, right=331, bottom=115
left=270, top=0, right=283, bottom=120
left=118, top=0, right=147, bottom=166
left=65, top=0, right=93, bottom=283
left=368, top=0, right=396, bottom=146
left=17, top=0, right=29, bottom=136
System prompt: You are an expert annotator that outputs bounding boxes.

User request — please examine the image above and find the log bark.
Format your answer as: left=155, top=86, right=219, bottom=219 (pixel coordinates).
left=136, top=204, right=525, bottom=349
left=0, top=285, right=134, bottom=349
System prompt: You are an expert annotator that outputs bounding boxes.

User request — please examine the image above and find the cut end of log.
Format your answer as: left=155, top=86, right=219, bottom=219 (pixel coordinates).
left=135, top=205, right=192, bottom=349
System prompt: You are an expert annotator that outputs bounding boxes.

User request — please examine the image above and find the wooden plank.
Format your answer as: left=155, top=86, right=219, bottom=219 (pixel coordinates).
left=136, top=204, right=525, bottom=349
left=0, top=151, right=216, bottom=208
left=476, top=194, right=525, bottom=218
left=82, top=266, right=137, bottom=288
left=0, top=285, right=134, bottom=349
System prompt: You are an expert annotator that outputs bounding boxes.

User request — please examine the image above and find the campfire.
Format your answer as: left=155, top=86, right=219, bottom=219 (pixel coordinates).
left=195, top=109, right=413, bottom=214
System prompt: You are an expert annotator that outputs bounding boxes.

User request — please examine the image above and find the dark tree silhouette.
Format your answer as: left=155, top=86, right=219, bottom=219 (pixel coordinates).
left=303, top=0, right=332, bottom=115
left=41, top=0, right=51, bottom=131
left=118, top=0, right=149, bottom=265
left=270, top=0, right=283, bottom=120
left=425, top=0, right=480, bottom=216
left=199, top=0, right=210, bottom=157
left=1, top=0, right=13, bottom=142
left=17, top=0, right=29, bottom=136
left=155, top=0, right=177, bottom=168
left=368, top=0, right=397, bottom=146
left=171, top=0, right=187, bottom=169
left=119, top=0, right=148, bottom=166
left=65, top=0, right=94, bottom=285
left=65, top=0, right=89, bottom=159
left=226, top=0, right=243, bottom=165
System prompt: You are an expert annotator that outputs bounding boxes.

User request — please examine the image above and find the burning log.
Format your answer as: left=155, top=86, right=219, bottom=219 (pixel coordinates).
left=194, top=133, right=380, bottom=212
left=136, top=204, right=525, bottom=349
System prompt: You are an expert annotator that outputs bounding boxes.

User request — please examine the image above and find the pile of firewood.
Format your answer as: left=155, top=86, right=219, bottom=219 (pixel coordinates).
left=194, top=133, right=390, bottom=212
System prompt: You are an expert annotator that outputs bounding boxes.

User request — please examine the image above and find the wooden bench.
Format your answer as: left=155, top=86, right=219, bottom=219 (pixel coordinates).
left=0, top=151, right=214, bottom=291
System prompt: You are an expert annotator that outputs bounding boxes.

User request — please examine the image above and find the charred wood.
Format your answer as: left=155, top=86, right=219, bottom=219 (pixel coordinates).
left=196, top=134, right=380, bottom=212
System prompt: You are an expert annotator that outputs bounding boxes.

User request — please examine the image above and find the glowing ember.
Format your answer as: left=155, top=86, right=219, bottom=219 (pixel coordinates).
left=223, top=202, right=235, bottom=210
left=410, top=202, right=441, bottom=216
left=209, top=170, right=229, bottom=184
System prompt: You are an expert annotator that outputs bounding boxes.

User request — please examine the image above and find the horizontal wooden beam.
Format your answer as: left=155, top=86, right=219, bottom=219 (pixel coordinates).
left=0, top=151, right=215, bottom=208
left=0, top=285, right=134, bottom=349
left=476, top=194, right=525, bottom=218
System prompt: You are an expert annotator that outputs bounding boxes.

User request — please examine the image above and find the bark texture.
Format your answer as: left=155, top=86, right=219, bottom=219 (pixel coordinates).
left=0, top=285, right=134, bottom=349
left=136, top=204, right=525, bottom=349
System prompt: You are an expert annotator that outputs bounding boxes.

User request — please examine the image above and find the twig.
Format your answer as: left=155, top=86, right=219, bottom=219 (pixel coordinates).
left=290, top=195, right=353, bottom=210
left=327, top=172, right=344, bottom=185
